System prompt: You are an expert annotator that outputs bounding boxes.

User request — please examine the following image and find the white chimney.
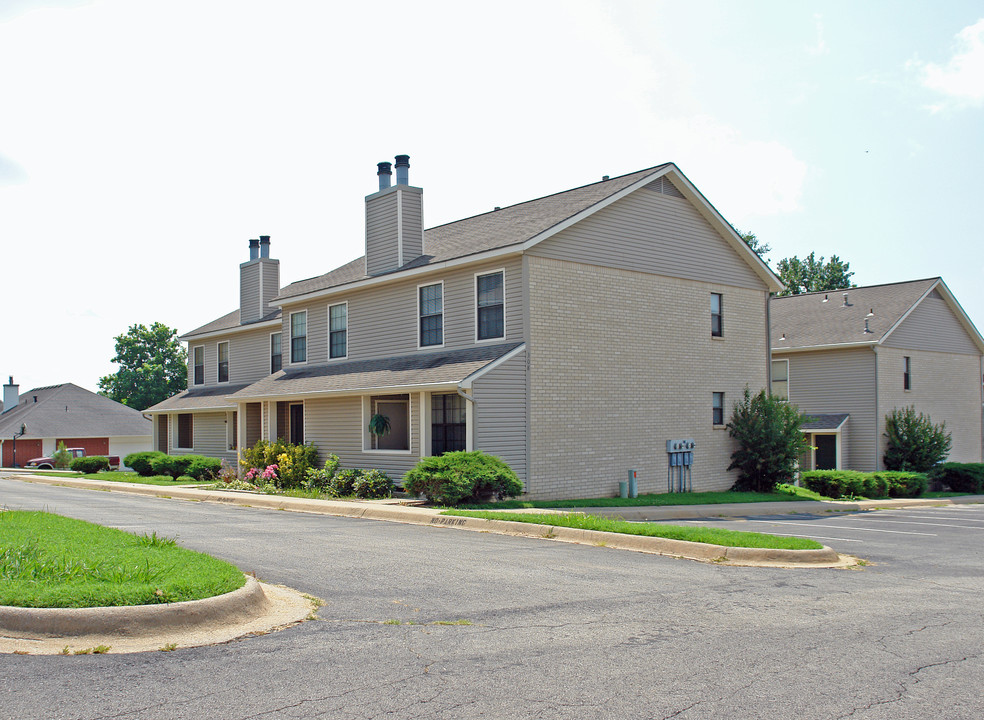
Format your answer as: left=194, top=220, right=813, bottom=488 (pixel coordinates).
left=3, top=376, right=19, bottom=413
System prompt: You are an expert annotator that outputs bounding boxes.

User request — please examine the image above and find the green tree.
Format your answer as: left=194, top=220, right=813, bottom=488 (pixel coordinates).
left=51, top=441, right=71, bottom=469
left=726, top=387, right=812, bottom=493
left=776, top=252, right=855, bottom=296
left=884, top=406, right=951, bottom=472
left=98, top=322, right=187, bottom=411
left=738, top=230, right=771, bottom=260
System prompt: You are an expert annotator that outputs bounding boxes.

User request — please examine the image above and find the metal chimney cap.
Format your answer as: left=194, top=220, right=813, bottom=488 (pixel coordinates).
left=377, top=162, right=392, bottom=175
left=394, top=155, right=410, bottom=167
left=248, top=238, right=260, bottom=247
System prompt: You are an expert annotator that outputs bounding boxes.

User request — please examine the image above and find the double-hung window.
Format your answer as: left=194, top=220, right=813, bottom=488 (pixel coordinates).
left=217, top=342, right=229, bottom=383
left=290, top=311, right=307, bottom=364
left=270, top=333, right=282, bottom=373
left=419, top=283, right=443, bottom=347
left=771, top=360, right=788, bottom=400
left=903, top=356, right=912, bottom=390
left=712, top=392, right=725, bottom=426
left=711, top=293, right=723, bottom=337
left=177, top=414, right=193, bottom=449
left=193, top=346, right=204, bottom=385
left=329, top=303, right=347, bottom=359
left=476, top=271, right=504, bottom=341
left=432, top=393, right=466, bottom=454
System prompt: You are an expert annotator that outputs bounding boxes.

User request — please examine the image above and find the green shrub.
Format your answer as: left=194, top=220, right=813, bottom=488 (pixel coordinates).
left=240, top=439, right=319, bottom=489
left=402, top=451, right=523, bottom=506
left=70, top=456, right=110, bottom=474
left=149, top=454, right=196, bottom=479
left=929, top=463, right=984, bottom=494
left=884, top=406, right=952, bottom=472
left=185, top=456, right=222, bottom=481
left=124, top=451, right=168, bottom=476
left=328, top=469, right=362, bottom=497
left=727, top=387, right=812, bottom=493
left=303, top=454, right=340, bottom=491
left=800, top=469, right=926, bottom=499
left=353, top=469, right=393, bottom=499
left=52, top=442, right=72, bottom=470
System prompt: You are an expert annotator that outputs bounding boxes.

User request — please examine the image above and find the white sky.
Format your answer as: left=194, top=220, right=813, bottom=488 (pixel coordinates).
left=2, top=0, right=982, bottom=394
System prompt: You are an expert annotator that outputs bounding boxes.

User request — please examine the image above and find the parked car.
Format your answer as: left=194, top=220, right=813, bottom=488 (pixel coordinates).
left=26, top=448, right=120, bottom=471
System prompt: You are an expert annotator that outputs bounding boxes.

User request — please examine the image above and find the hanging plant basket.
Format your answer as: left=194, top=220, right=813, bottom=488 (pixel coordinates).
left=368, top=413, right=391, bottom=437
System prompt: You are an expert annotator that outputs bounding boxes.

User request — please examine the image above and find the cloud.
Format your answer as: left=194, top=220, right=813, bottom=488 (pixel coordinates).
left=0, top=153, right=28, bottom=185
left=806, top=13, right=829, bottom=57
left=909, top=19, right=984, bottom=108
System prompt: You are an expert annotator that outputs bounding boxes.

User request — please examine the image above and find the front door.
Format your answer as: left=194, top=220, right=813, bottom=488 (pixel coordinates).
left=815, top=435, right=837, bottom=470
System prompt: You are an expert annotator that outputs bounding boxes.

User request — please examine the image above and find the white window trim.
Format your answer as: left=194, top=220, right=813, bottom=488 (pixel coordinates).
left=288, top=401, right=305, bottom=444
left=362, top=395, right=413, bottom=454
left=771, top=358, right=789, bottom=400
left=474, top=268, right=506, bottom=343
left=327, top=301, right=349, bottom=361
left=217, top=341, right=230, bottom=384
left=711, top=292, right=724, bottom=338
left=269, top=332, right=283, bottom=374
left=289, top=310, right=308, bottom=365
left=712, top=391, right=725, bottom=427
left=417, top=280, right=445, bottom=350
left=192, top=345, right=205, bottom=385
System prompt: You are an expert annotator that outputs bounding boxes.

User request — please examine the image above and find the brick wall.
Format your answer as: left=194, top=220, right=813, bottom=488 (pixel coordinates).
left=526, top=255, right=769, bottom=499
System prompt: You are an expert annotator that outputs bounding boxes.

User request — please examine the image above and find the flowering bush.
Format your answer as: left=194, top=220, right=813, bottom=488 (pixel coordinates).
left=239, top=439, right=319, bottom=488
left=261, top=464, right=279, bottom=481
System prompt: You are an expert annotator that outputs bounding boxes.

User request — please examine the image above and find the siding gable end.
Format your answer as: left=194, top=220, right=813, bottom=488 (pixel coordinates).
left=882, top=291, right=982, bottom=355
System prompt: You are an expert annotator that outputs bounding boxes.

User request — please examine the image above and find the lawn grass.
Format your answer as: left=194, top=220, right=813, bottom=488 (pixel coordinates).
left=0, top=510, right=245, bottom=608
left=442, top=510, right=823, bottom=550
left=459, top=487, right=817, bottom=510
left=26, top=470, right=208, bottom=486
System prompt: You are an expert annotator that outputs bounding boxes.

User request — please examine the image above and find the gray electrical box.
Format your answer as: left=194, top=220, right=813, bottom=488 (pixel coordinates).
left=666, top=438, right=695, bottom=492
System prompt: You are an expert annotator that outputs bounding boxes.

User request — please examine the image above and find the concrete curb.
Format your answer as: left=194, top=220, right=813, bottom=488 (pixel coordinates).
left=0, top=576, right=269, bottom=638
left=4, top=474, right=858, bottom=567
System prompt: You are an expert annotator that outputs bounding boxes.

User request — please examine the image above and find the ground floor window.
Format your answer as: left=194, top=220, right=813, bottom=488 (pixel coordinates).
left=177, top=414, right=193, bottom=449
left=371, top=395, right=410, bottom=451
left=431, top=393, right=466, bottom=455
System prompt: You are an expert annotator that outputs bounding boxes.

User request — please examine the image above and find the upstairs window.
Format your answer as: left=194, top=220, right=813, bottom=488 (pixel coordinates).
left=771, top=360, right=789, bottom=400
left=476, top=271, right=505, bottom=340
left=711, top=293, right=723, bottom=337
left=712, top=392, right=725, bottom=426
left=904, top=356, right=912, bottom=391
left=193, top=346, right=204, bottom=385
left=329, top=303, right=348, bottom=359
left=270, top=333, right=282, bottom=373
left=419, top=283, right=443, bottom=347
left=290, top=311, right=307, bottom=364
left=217, top=341, right=229, bottom=383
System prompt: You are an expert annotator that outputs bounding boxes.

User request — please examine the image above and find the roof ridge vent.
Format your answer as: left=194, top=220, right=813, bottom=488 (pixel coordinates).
left=842, top=292, right=851, bottom=307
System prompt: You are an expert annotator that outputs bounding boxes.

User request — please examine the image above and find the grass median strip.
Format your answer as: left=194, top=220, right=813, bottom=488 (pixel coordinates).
left=0, top=510, right=245, bottom=608
left=442, top=510, right=824, bottom=550
left=459, top=486, right=823, bottom=510
left=25, top=471, right=209, bottom=486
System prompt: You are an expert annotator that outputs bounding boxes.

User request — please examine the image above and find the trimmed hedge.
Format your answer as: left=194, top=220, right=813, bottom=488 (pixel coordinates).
left=800, top=470, right=927, bottom=499
left=70, top=456, right=110, bottom=474
left=403, top=451, right=523, bottom=506
left=929, top=463, right=984, bottom=494
left=185, top=456, right=222, bottom=481
left=124, top=451, right=169, bottom=476
left=353, top=469, right=393, bottom=500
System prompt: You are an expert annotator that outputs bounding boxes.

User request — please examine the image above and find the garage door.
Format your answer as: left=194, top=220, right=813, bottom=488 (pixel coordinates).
left=56, top=438, right=110, bottom=456
left=2, top=439, right=43, bottom=467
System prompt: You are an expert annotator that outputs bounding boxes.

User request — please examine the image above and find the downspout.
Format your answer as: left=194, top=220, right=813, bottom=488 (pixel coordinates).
left=872, top=345, right=880, bottom=471
left=766, top=293, right=773, bottom=392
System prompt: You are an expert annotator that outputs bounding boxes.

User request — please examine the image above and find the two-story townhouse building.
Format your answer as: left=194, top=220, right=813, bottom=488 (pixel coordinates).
left=770, top=278, right=984, bottom=472
left=147, top=156, right=782, bottom=499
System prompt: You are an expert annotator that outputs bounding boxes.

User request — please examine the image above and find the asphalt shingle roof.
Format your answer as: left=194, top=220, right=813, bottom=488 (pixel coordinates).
left=800, top=414, right=849, bottom=431
left=182, top=308, right=281, bottom=340
left=0, top=384, right=151, bottom=440
left=144, top=383, right=253, bottom=413
left=275, top=165, right=669, bottom=301
left=770, top=278, right=940, bottom=350
left=230, top=343, right=524, bottom=400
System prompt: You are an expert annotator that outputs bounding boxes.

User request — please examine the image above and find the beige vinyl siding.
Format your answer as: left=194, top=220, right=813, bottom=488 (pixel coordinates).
left=528, top=186, right=766, bottom=291
left=781, top=347, right=878, bottom=472
left=227, top=327, right=277, bottom=384
left=279, top=257, right=523, bottom=363
left=399, top=187, right=424, bottom=262
left=527, top=255, right=768, bottom=500
left=882, top=292, right=981, bottom=355
left=260, top=259, right=280, bottom=318
left=876, top=347, right=983, bottom=465
left=366, top=191, right=400, bottom=275
left=170, top=411, right=236, bottom=463
left=245, top=403, right=262, bottom=448
left=473, top=350, right=527, bottom=484
left=304, top=394, right=421, bottom=479
left=240, top=261, right=262, bottom=323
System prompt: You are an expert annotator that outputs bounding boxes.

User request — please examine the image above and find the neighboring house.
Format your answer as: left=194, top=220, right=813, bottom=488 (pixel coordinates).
left=770, top=279, right=984, bottom=472
left=146, top=156, right=782, bottom=499
left=0, top=378, right=152, bottom=468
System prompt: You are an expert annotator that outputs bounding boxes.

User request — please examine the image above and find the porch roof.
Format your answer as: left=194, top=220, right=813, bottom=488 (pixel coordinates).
left=800, top=413, right=849, bottom=431
left=229, top=342, right=525, bottom=401
left=144, top=383, right=252, bottom=413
